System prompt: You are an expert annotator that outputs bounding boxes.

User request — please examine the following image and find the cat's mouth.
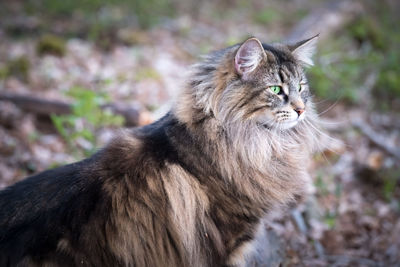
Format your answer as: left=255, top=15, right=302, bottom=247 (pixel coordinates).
left=257, top=109, right=306, bottom=131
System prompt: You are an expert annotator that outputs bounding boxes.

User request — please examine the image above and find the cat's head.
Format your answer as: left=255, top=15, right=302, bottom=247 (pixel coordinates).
left=231, top=36, right=318, bottom=130
left=178, top=36, right=319, bottom=134
left=181, top=36, right=318, bottom=132
left=175, top=36, right=321, bottom=164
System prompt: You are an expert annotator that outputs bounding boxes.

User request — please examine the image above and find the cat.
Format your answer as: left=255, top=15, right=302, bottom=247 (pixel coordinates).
left=0, top=35, right=321, bottom=267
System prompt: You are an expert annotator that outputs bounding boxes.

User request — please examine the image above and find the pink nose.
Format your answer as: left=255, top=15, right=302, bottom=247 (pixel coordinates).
left=294, top=108, right=304, bottom=116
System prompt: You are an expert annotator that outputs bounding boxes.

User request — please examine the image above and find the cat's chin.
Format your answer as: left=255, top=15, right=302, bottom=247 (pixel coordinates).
left=279, top=120, right=299, bottom=130
left=259, top=120, right=300, bottom=131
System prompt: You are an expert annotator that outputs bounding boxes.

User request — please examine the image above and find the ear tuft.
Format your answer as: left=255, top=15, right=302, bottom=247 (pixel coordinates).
left=290, top=34, right=319, bottom=67
left=234, top=38, right=265, bottom=79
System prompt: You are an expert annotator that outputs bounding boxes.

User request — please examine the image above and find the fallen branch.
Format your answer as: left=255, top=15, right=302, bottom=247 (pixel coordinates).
left=0, top=92, right=152, bottom=127
left=352, top=119, right=400, bottom=160
left=325, top=254, right=380, bottom=267
left=370, top=113, right=400, bottom=129
left=285, top=0, right=363, bottom=42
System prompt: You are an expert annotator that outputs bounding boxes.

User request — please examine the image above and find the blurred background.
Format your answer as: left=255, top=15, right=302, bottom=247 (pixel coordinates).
left=0, top=0, right=399, bottom=266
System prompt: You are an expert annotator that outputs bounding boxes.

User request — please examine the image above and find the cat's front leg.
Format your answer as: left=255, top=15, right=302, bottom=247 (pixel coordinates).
left=225, top=239, right=257, bottom=267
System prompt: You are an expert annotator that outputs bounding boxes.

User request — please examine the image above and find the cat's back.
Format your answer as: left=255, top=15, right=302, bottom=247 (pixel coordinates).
left=0, top=114, right=186, bottom=267
left=0, top=112, right=178, bottom=229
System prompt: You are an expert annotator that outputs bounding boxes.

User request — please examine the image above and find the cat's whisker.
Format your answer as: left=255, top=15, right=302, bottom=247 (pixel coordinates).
left=300, top=120, right=333, bottom=166
left=303, top=120, right=343, bottom=163
left=304, top=118, right=342, bottom=146
left=313, top=98, right=332, bottom=105
left=316, top=96, right=342, bottom=116
left=316, top=119, right=346, bottom=126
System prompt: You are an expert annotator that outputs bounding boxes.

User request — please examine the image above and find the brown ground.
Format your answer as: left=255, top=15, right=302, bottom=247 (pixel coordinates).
left=0, top=0, right=399, bottom=266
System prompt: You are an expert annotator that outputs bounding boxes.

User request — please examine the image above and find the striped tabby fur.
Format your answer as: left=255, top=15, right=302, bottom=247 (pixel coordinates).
left=0, top=36, right=321, bottom=267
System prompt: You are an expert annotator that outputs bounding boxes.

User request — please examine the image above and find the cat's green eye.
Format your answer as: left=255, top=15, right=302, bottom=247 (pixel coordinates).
left=269, top=86, right=281, bottom=94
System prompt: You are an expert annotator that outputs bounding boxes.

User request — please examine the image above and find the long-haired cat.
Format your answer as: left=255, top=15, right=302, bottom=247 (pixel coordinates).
left=0, top=35, right=320, bottom=266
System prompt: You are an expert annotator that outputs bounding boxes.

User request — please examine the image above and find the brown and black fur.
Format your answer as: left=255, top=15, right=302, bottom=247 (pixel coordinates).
left=0, top=36, right=321, bottom=267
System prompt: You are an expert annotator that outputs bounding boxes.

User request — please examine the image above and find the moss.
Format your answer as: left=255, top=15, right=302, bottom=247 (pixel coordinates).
left=145, top=104, right=158, bottom=112
left=37, top=34, right=66, bottom=57
left=253, top=8, right=279, bottom=25
left=6, top=56, right=30, bottom=81
left=117, top=29, right=150, bottom=46
left=135, top=67, right=161, bottom=81
left=0, top=66, right=10, bottom=80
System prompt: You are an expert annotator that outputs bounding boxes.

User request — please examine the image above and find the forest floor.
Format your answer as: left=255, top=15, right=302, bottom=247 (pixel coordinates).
left=0, top=0, right=399, bottom=266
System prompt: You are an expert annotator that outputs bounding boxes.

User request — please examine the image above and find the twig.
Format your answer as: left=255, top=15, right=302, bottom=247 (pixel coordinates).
left=370, top=113, right=400, bottom=129
left=325, top=254, right=382, bottom=267
left=352, top=119, right=400, bottom=160
left=291, top=209, right=308, bottom=234
left=285, top=0, right=363, bottom=42
left=291, top=208, right=325, bottom=258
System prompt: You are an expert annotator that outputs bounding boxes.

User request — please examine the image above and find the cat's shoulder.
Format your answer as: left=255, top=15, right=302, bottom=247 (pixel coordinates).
left=99, top=113, right=182, bottom=172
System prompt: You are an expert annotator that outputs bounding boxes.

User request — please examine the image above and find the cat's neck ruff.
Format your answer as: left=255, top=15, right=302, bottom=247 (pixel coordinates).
left=175, top=91, right=318, bottom=174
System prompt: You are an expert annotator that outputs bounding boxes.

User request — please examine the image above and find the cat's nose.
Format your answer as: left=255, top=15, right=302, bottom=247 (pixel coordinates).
left=294, top=108, right=304, bottom=116
left=291, top=100, right=305, bottom=116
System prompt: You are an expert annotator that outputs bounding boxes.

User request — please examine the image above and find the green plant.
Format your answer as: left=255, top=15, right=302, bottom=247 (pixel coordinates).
left=308, top=1, right=400, bottom=111
left=51, top=87, right=124, bottom=158
left=308, top=47, right=380, bottom=104
left=348, top=10, right=400, bottom=107
left=25, top=0, right=175, bottom=30
left=324, top=212, right=337, bottom=229
left=314, top=173, right=328, bottom=196
left=381, top=169, right=400, bottom=202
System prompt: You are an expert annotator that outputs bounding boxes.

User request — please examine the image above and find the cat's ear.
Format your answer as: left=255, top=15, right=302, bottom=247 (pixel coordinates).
left=234, top=37, right=266, bottom=79
left=289, top=34, right=319, bottom=67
